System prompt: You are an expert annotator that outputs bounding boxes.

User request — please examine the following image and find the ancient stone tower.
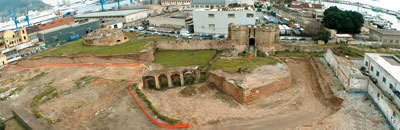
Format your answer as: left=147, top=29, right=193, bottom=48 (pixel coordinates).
left=228, top=23, right=280, bottom=55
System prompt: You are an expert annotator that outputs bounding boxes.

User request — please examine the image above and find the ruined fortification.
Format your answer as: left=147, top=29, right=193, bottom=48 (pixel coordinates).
left=84, top=28, right=129, bottom=46
left=228, top=23, right=280, bottom=54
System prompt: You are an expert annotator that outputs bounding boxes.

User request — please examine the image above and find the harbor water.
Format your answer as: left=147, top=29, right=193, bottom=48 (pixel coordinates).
left=322, top=1, right=400, bottom=30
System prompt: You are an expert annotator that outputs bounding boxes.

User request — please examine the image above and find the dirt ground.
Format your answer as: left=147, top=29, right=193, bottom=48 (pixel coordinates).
left=0, top=56, right=161, bottom=130
left=144, top=58, right=389, bottom=129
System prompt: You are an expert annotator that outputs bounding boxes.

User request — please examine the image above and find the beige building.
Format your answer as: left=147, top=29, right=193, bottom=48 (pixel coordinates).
left=369, top=27, right=400, bottom=47
left=0, top=28, right=30, bottom=48
left=0, top=54, right=7, bottom=67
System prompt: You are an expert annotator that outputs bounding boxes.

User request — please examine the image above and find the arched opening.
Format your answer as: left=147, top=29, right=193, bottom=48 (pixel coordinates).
left=143, top=76, right=156, bottom=89
left=183, top=70, right=195, bottom=85
left=117, top=40, right=121, bottom=42
left=249, top=38, right=255, bottom=46
left=158, top=74, right=169, bottom=89
left=171, top=74, right=181, bottom=87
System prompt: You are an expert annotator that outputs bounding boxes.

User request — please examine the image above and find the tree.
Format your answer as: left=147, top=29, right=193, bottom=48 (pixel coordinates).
left=322, top=6, right=364, bottom=34
left=313, top=28, right=331, bottom=43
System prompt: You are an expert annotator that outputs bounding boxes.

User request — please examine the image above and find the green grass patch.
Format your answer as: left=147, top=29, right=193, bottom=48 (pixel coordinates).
left=275, top=51, right=324, bottom=58
left=213, top=57, right=280, bottom=73
left=75, top=76, right=96, bottom=89
left=4, top=117, right=25, bottom=130
left=154, top=50, right=217, bottom=68
left=135, top=87, right=180, bottom=125
left=26, top=72, right=48, bottom=82
left=333, top=45, right=364, bottom=58
left=30, top=83, right=58, bottom=123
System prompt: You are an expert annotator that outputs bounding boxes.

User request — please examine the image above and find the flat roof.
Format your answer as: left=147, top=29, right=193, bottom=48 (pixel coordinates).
left=38, top=20, right=98, bottom=34
left=369, top=27, right=400, bottom=36
left=75, top=9, right=147, bottom=18
left=366, top=53, right=400, bottom=82
left=194, top=7, right=255, bottom=12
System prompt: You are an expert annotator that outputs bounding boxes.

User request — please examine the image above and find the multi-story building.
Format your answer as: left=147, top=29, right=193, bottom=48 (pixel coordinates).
left=0, top=28, right=30, bottom=48
left=193, top=7, right=256, bottom=34
left=364, top=53, right=400, bottom=107
left=191, top=0, right=254, bottom=8
left=37, top=19, right=101, bottom=47
left=369, top=27, right=400, bottom=47
left=161, top=0, right=192, bottom=6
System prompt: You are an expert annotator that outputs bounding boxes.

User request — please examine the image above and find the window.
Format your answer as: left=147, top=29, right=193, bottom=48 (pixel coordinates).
left=209, top=24, right=215, bottom=28
left=365, top=61, right=368, bottom=66
left=247, top=13, right=254, bottom=18
left=390, top=40, right=393, bottom=43
left=228, top=14, right=235, bottom=18
left=376, top=71, right=380, bottom=77
left=383, top=77, right=386, bottom=83
left=371, top=66, right=374, bottom=72
left=396, top=40, right=399, bottom=43
left=390, top=83, right=394, bottom=88
left=384, top=39, right=387, bottom=43
left=23, top=36, right=26, bottom=40
left=208, top=14, right=214, bottom=18
left=22, top=30, right=25, bottom=34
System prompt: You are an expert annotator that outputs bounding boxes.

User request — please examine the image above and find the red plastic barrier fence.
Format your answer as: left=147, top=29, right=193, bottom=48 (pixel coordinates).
left=9, top=63, right=190, bottom=129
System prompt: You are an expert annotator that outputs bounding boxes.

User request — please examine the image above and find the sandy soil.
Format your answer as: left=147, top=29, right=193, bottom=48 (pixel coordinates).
left=144, top=58, right=389, bottom=129
left=0, top=56, right=160, bottom=130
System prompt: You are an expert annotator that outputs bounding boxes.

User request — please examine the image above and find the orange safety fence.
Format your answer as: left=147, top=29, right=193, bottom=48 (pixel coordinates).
left=8, top=63, right=190, bottom=129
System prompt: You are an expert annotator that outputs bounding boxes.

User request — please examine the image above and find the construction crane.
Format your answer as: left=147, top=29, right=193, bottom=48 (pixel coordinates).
left=117, top=0, right=120, bottom=9
left=25, top=7, right=30, bottom=27
left=100, top=0, right=105, bottom=11
left=8, top=9, right=19, bottom=29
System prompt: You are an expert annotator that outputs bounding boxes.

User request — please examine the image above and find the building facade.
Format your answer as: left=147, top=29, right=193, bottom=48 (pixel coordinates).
left=74, top=10, right=149, bottom=24
left=369, top=27, right=400, bottom=47
left=193, top=8, right=256, bottom=34
left=191, top=0, right=254, bottom=8
left=364, top=53, right=400, bottom=107
left=161, top=0, right=192, bottom=6
left=0, top=28, right=30, bottom=48
left=37, top=20, right=101, bottom=47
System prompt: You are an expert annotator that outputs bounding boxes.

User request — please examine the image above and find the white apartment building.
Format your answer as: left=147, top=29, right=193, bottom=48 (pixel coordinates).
left=192, top=7, right=256, bottom=34
left=191, top=0, right=254, bottom=8
left=364, top=53, right=400, bottom=107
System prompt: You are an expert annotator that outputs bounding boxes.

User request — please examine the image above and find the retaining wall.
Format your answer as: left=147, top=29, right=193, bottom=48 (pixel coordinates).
left=277, top=43, right=335, bottom=52
left=155, top=40, right=231, bottom=50
left=207, top=71, right=292, bottom=104
left=324, top=49, right=400, bottom=129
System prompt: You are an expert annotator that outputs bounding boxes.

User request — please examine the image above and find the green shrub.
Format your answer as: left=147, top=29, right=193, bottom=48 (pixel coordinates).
left=135, top=87, right=180, bottom=124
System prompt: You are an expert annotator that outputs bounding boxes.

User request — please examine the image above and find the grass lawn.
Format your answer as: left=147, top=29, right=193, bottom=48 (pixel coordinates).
left=153, top=50, right=216, bottom=68
left=4, top=118, right=25, bottom=130
left=38, top=32, right=175, bottom=56
left=213, top=57, right=279, bottom=73
left=275, top=51, right=324, bottom=58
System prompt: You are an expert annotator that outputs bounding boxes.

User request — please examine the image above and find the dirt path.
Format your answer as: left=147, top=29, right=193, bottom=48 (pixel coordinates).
left=144, top=58, right=343, bottom=129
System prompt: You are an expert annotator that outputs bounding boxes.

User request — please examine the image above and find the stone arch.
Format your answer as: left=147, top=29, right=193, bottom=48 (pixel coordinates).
left=158, top=74, right=169, bottom=89
left=183, top=70, right=195, bottom=85
left=171, top=73, right=181, bottom=87
left=249, top=38, right=255, bottom=46
left=143, top=76, right=156, bottom=89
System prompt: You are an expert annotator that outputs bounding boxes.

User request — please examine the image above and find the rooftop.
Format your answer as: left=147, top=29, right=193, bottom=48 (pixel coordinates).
left=38, top=18, right=74, bottom=30
left=369, top=27, right=400, bottom=36
left=336, top=34, right=353, bottom=38
left=75, top=9, right=147, bottom=18
left=38, top=20, right=99, bottom=34
left=366, top=53, right=400, bottom=82
left=195, top=7, right=255, bottom=12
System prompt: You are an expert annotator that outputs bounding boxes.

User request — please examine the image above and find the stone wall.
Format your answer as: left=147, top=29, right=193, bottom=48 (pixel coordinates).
left=207, top=70, right=292, bottom=104
left=324, top=49, right=368, bottom=91
left=84, top=29, right=129, bottom=46
left=277, top=43, right=334, bottom=52
left=155, top=40, right=231, bottom=50
left=324, top=49, right=399, bottom=129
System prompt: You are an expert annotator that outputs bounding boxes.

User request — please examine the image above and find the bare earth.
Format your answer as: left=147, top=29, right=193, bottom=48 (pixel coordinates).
left=144, top=58, right=389, bottom=130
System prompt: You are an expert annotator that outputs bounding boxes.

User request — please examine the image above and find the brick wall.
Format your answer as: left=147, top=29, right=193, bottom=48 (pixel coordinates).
left=207, top=71, right=292, bottom=104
